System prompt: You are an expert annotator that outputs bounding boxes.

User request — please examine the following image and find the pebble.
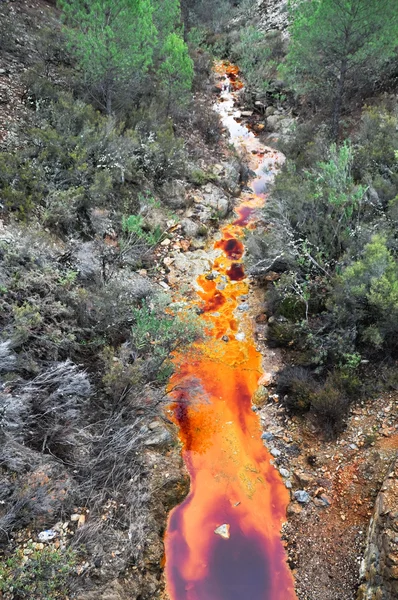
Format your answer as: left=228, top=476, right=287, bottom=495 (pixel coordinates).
left=70, top=514, right=81, bottom=522
left=279, top=468, right=290, bottom=478
left=294, top=490, right=310, bottom=504
left=261, top=432, right=274, bottom=441
left=271, top=448, right=281, bottom=458
left=38, top=530, right=57, bottom=542
left=237, top=303, right=249, bottom=312
left=214, top=524, right=230, bottom=539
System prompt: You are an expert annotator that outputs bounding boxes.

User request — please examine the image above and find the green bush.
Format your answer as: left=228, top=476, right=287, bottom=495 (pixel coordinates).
left=130, top=296, right=203, bottom=381
left=0, top=543, right=76, bottom=600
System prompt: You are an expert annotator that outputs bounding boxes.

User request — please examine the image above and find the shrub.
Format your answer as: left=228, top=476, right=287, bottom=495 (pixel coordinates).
left=0, top=543, right=76, bottom=600
left=310, top=381, right=348, bottom=438
left=130, top=296, right=203, bottom=381
left=277, top=366, right=317, bottom=413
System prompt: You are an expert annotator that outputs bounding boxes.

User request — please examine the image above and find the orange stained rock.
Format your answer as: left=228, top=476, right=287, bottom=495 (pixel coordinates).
left=164, top=63, right=296, bottom=600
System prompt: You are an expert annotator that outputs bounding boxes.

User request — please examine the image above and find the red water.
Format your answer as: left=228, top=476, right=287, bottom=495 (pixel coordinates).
left=164, top=63, right=296, bottom=600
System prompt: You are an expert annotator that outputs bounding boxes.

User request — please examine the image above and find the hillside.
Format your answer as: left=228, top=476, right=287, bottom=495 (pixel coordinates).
left=0, top=1, right=398, bottom=600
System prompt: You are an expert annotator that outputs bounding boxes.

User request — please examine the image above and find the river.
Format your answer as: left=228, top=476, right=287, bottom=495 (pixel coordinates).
left=164, top=62, right=297, bottom=600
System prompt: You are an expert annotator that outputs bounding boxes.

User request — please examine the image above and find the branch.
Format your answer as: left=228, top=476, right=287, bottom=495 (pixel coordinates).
left=248, top=254, right=284, bottom=276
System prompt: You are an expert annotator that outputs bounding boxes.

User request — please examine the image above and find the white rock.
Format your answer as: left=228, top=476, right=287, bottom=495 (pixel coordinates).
left=214, top=524, right=230, bottom=539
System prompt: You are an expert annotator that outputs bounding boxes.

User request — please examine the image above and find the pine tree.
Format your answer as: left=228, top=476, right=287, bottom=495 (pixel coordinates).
left=58, top=0, right=156, bottom=114
left=158, top=32, right=194, bottom=114
left=285, top=0, right=398, bottom=138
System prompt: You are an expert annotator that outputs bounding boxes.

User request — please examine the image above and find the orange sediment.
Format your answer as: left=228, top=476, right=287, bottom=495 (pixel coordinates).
left=164, top=63, right=296, bottom=600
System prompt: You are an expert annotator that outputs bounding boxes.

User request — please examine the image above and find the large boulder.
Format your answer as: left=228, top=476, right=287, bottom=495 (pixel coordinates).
left=75, top=242, right=102, bottom=283
left=160, top=180, right=190, bottom=210
left=218, top=161, right=242, bottom=197
left=196, top=184, right=231, bottom=222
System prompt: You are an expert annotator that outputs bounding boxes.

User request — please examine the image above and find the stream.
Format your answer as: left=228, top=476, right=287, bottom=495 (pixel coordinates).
left=164, top=63, right=297, bottom=600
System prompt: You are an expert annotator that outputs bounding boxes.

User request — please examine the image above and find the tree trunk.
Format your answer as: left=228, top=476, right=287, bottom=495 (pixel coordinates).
left=105, top=84, right=112, bottom=116
left=331, top=57, right=348, bottom=140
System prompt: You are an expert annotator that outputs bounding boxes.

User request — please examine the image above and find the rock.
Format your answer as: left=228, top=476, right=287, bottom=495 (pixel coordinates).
left=200, top=184, right=230, bottom=219
left=0, top=85, right=10, bottom=104
left=76, top=580, right=129, bottom=600
left=255, top=313, right=268, bottom=323
left=264, top=271, right=280, bottom=282
left=279, top=468, right=290, bottom=478
left=144, top=427, right=173, bottom=449
left=217, top=160, right=242, bottom=197
left=258, top=372, right=274, bottom=386
left=271, top=448, right=281, bottom=458
left=142, top=207, right=169, bottom=233
left=252, top=386, right=269, bottom=407
left=89, top=208, right=113, bottom=237
left=180, top=218, right=200, bottom=238
left=160, top=180, right=190, bottom=209
left=38, top=529, right=57, bottom=542
left=358, top=462, right=398, bottom=599
left=294, top=490, right=310, bottom=504
left=237, top=303, right=249, bottom=312
left=287, top=502, right=303, bottom=517
left=75, top=242, right=102, bottom=282
left=71, top=514, right=81, bottom=522
left=78, top=514, right=86, bottom=527
left=267, top=114, right=284, bottom=130
left=279, top=117, right=296, bottom=135
left=168, top=250, right=214, bottom=284
left=295, top=471, right=314, bottom=486
left=285, top=480, right=292, bottom=489
left=261, top=432, right=274, bottom=442
left=265, top=106, right=276, bottom=117
left=222, top=335, right=229, bottom=342
left=214, top=524, right=230, bottom=539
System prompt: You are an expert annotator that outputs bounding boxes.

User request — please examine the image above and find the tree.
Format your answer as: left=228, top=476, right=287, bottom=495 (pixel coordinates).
left=58, top=0, right=156, bottom=114
left=158, top=32, right=194, bottom=113
left=341, top=234, right=398, bottom=349
left=285, top=0, right=398, bottom=138
left=153, top=0, right=182, bottom=43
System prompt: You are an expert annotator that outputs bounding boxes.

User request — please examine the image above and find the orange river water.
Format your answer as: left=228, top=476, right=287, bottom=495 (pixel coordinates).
left=164, top=63, right=297, bottom=600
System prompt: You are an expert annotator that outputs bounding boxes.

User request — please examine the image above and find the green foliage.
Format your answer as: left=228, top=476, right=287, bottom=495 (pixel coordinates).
left=58, top=0, right=156, bottom=114
left=0, top=153, right=43, bottom=217
left=285, top=0, right=398, bottom=136
left=0, top=543, right=76, bottom=599
left=153, top=0, right=182, bottom=43
left=122, top=214, right=163, bottom=247
left=58, top=0, right=193, bottom=115
left=231, top=27, right=284, bottom=92
left=263, top=141, right=367, bottom=271
left=130, top=297, right=202, bottom=378
left=1, top=93, right=187, bottom=222
left=159, top=32, right=194, bottom=111
left=353, top=107, right=398, bottom=205
left=341, top=234, right=398, bottom=349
